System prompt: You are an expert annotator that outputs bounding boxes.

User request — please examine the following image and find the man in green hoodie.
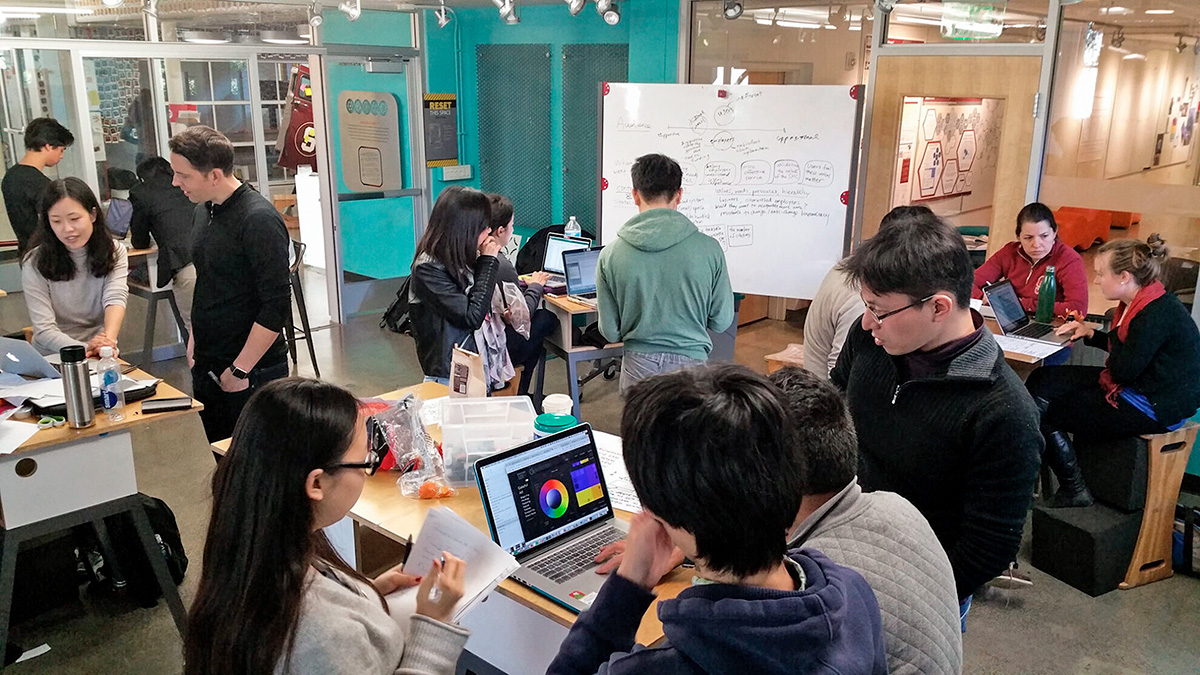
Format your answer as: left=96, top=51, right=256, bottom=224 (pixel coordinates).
left=597, top=153, right=734, bottom=391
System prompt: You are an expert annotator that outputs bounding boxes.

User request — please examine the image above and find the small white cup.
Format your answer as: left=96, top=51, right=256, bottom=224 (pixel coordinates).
left=542, top=394, right=573, bottom=415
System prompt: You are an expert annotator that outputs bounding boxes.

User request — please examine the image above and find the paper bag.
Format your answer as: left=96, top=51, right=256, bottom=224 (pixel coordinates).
left=449, top=345, right=487, bottom=398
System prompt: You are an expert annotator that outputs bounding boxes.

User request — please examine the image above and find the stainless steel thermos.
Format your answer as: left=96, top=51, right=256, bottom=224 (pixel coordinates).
left=59, top=345, right=95, bottom=429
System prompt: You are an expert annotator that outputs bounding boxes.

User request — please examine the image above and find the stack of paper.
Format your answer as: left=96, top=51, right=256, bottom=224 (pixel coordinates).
left=593, top=430, right=642, bottom=513
left=993, top=334, right=1066, bottom=360
left=0, top=375, right=158, bottom=408
left=386, top=507, right=519, bottom=631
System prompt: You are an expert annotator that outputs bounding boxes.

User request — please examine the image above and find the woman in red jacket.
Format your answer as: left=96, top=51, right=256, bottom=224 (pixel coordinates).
left=972, top=202, right=1089, bottom=317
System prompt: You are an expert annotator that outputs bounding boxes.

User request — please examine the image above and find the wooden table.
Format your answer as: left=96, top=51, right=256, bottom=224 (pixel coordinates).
left=213, top=381, right=685, bottom=647
left=0, top=370, right=201, bottom=661
left=540, top=295, right=624, bottom=419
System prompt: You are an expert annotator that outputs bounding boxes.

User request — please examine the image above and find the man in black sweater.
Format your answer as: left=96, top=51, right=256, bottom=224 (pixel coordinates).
left=2, top=118, right=74, bottom=256
left=169, top=126, right=291, bottom=444
left=830, top=211, right=1042, bottom=628
left=130, top=156, right=199, bottom=333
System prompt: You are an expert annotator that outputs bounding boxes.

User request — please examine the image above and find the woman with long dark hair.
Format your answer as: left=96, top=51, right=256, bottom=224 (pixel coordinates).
left=1028, top=235, right=1200, bottom=507
left=409, top=186, right=502, bottom=383
left=185, top=378, right=469, bottom=674
left=22, top=177, right=128, bottom=356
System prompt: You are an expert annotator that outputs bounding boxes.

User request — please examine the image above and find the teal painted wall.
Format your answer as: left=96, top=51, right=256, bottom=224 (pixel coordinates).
left=321, top=10, right=419, bottom=279
left=423, top=0, right=678, bottom=239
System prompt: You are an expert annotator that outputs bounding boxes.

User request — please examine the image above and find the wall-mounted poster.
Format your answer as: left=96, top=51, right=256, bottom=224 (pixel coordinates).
left=337, top=90, right=403, bottom=192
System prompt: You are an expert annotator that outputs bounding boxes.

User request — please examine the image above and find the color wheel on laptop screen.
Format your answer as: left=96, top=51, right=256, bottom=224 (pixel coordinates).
left=539, top=479, right=569, bottom=518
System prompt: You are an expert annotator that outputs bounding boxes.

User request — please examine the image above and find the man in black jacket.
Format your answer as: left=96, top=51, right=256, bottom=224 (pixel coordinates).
left=130, top=156, right=198, bottom=333
left=830, top=211, right=1042, bottom=630
left=169, top=126, right=291, bottom=444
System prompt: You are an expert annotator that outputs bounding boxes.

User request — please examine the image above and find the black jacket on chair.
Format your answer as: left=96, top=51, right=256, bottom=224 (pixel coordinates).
left=408, top=253, right=500, bottom=379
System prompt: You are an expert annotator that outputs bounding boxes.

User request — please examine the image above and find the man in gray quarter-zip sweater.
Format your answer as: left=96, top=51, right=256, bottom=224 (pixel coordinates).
left=830, top=212, right=1042, bottom=615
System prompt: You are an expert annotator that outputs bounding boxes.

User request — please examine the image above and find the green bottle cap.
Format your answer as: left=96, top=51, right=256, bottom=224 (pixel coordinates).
left=535, top=413, right=578, bottom=434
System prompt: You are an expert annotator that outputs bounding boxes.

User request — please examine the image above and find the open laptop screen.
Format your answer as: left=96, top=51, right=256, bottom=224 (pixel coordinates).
left=983, top=279, right=1030, bottom=333
left=477, top=425, right=612, bottom=557
left=563, top=248, right=602, bottom=296
left=543, top=235, right=590, bottom=275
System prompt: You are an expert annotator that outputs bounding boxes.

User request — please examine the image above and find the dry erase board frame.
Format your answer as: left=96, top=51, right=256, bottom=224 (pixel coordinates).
left=597, top=83, right=863, bottom=300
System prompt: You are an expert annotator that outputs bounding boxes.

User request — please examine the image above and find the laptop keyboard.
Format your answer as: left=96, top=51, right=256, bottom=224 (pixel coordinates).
left=1014, top=322, right=1055, bottom=339
left=528, top=526, right=624, bottom=584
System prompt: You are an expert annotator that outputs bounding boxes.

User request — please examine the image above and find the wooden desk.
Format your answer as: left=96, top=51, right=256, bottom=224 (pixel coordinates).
left=0, top=370, right=201, bottom=660
left=212, top=381, right=683, bottom=647
left=124, top=247, right=155, bottom=260
left=541, top=295, right=624, bottom=419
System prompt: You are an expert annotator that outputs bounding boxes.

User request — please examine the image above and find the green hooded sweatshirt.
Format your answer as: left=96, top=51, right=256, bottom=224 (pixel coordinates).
left=596, top=208, right=734, bottom=360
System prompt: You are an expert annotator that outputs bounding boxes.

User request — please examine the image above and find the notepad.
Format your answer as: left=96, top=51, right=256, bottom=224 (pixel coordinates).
left=593, top=430, right=642, bottom=513
left=385, top=507, right=519, bottom=632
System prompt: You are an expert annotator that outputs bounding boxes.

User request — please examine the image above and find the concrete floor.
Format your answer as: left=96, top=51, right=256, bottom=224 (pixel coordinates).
left=0, top=291, right=1197, bottom=674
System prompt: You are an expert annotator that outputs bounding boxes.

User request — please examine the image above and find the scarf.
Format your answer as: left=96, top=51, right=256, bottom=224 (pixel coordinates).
left=1099, top=280, right=1166, bottom=407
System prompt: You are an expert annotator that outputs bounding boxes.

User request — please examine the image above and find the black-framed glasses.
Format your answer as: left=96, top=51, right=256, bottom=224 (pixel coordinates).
left=328, top=449, right=382, bottom=476
left=863, top=294, right=936, bottom=324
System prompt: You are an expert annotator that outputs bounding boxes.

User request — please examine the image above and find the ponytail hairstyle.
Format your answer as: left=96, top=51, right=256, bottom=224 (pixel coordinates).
left=1098, top=234, right=1169, bottom=288
left=185, top=378, right=385, bottom=675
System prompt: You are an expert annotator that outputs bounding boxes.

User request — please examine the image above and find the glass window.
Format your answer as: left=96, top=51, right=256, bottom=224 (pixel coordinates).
left=215, top=104, right=254, bottom=142
left=1040, top=3, right=1200, bottom=315
left=211, top=62, right=249, bottom=102
left=691, top=2, right=873, bottom=86
left=180, top=62, right=212, bottom=102
left=883, top=0, right=1048, bottom=45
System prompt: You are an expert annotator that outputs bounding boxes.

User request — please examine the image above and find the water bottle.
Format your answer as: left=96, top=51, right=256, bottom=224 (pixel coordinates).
left=1036, top=266, right=1057, bottom=324
left=98, top=346, right=125, bottom=422
left=60, top=345, right=94, bottom=429
left=564, top=215, right=581, bottom=239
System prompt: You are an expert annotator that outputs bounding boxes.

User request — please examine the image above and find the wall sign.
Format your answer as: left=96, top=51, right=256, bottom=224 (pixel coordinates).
left=337, top=90, right=403, bottom=192
left=423, top=93, right=459, bottom=168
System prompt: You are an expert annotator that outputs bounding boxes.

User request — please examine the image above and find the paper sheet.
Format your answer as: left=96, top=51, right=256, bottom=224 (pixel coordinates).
left=1, top=375, right=158, bottom=407
left=993, top=334, right=1067, bottom=360
left=0, top=419, right=41, bottom=455
left=386, top=507, right=518, bottom=632
left=593, top=430, right=642, bottom=513
left=419, top=396, right=447, bottom=428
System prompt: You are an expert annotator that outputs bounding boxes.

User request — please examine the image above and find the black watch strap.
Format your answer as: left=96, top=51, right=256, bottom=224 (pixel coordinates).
left=230, top=365, right=250, bottom=380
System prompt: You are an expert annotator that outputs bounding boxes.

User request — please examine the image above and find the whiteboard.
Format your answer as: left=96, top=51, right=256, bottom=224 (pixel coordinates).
left=600, top=83, right=860, bottom=299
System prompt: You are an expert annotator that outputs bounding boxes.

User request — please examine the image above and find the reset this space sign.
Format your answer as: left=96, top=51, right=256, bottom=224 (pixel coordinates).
left=423, top=93, right=458, bottom=168
left=337, top=91, right=403, bottom=192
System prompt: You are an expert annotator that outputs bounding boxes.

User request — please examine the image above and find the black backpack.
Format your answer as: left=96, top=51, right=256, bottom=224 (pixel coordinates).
left=87, top=494, right=189, bottom=607
left=515, top=224, right=596, bottom=275
left=381, top=276, right=413, bottom=335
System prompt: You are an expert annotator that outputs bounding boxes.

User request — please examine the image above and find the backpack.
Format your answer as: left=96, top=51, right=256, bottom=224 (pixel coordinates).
left=381, top=276, right=413, bottom=335
left=86, top=494, right=189, bottom=607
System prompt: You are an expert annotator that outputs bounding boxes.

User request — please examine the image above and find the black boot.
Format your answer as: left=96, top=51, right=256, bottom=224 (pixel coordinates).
left=1043, top=431, right=1094, bottom=508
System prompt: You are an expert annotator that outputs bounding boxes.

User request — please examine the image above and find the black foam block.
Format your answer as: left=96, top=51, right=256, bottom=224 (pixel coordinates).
left=1074, top=435, right=1147, bottom=512
left=1032, top=503, right=1143, bottom=596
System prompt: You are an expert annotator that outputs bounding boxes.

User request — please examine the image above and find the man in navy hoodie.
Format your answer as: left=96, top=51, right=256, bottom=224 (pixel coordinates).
left=547, top=364, right=887, bottom=675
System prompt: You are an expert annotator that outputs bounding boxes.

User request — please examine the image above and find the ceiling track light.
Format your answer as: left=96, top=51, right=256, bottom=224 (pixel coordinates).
left=1111, top=28, right=1124, bottom=48
left=1176, top=34, right=1187, bottom=54
left=308, top=2, right=323, bottom=26
left=338, top=0, right=361, bottom=21
left=565, top=0, right=585, bottom=17
left=595, top=0, right=619, bottom=25
left=722, top=0, right=742, bottom=20
left=492, top=0, right=518, bottom=24
left=1194, top=39, right=1200, bottom=56
left=101, top=0, right=124, bottom=7
left=434, top=0, right=450, bottom=28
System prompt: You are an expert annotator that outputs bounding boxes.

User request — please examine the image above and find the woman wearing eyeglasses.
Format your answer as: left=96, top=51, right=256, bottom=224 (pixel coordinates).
left=185, top=378, right=470, bottom=674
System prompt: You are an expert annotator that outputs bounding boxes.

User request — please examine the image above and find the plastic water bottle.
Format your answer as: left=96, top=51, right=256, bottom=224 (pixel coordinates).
left=1036, top=266, right=1057, bottom=324
left=564, top=215, right=581, bottom=239
left=98, top=346, right=125, bottom=422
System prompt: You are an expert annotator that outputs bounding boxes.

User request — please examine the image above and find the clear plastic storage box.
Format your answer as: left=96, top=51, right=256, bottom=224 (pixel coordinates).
left=440, top=396, right=537, bottom=486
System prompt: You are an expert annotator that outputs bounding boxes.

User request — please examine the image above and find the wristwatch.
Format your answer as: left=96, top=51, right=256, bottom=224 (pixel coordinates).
left=230, top=365, right=250, bottom=380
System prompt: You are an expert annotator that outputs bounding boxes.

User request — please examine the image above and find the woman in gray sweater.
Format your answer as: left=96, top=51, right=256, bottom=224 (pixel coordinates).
left=185, top=378, right=470, bottom=674
left=21, top=177, right=128, bottom=356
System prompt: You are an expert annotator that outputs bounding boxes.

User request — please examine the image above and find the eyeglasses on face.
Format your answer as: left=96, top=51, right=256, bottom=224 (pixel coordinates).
left=863, top=293, right=936, bottom=324
left=327, top=448, right=382, bottom=476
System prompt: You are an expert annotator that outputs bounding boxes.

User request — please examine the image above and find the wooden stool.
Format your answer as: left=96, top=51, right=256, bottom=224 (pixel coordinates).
left=765, top=343, right=804, bottom=374
left=1119, top=422, right=1198, bottom=589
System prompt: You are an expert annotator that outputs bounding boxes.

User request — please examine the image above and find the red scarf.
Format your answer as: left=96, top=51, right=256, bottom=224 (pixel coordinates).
left=1099, top=280, right=1166, bottom=406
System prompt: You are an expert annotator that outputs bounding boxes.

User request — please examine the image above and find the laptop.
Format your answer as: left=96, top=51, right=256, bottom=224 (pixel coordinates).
left=0, top=337, right=62, bottom=379
left=475, top=423, right=629, bottom=613
left=563, top=247, right=602, bottom=308
left=982, top=279, right=1070, bottom=345
left=541, top=234, right=591, bottom=292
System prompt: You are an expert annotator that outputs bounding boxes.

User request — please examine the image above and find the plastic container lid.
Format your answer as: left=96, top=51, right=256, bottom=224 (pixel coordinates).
left=100, top=346, right=114, bottom=358
left=535, top=413, right=578, bottom=434
left=59, top=345, right=86, bottom=362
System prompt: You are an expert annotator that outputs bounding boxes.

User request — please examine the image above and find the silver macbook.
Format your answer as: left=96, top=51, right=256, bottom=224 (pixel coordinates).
left=983, top=279, right=1070, bottom=345
left=0, top=337, right=62, bottom=379
left=541, top=234, right=591, bottom=289
left=475, top=423, right=628, bottom=614
left=563, top=247, right=602, bottom=308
